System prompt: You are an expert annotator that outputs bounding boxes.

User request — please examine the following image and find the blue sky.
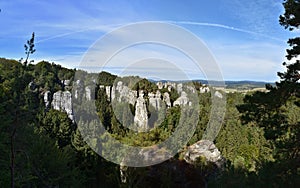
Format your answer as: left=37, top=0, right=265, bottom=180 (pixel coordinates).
left=0, top=0, right=297, bottom=81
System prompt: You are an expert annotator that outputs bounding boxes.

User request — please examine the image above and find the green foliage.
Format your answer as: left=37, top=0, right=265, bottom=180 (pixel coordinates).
left=131, top=78, right=158, bottom=94
left=1, top=6, right=299, bottom=185
left=234, top=0, right=300, bottom=186
left=98, top=71, right=117, bottom=86
left=33, top=61, right=74, bottom=91
left=38, top=109, right=75, bottom=148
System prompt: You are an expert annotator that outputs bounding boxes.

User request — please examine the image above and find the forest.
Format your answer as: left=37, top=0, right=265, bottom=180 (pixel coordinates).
left=0, top=0, right=299, bottom=187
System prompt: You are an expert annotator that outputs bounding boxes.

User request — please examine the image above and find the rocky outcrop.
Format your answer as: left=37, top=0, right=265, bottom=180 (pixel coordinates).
left=173, top=91, right=190, bottom=106
left=63, top=80, right=71, bottom=86
left=184, top=140, right=224, bottom=168
left=177, top=83, right=183, bottom=94
left=109, top=81, right=137, bottom=105
left=199, top=86, right=210, bottom=93
left=85, top=86, right=92, bottom=101
left=74, top=80, right=83, bottom=99
left=214, top=91, right=223, bottom=98
left=187, top=85, right=196, bottom=93
left=156, top=82, right=163, bottom=90
left=149, top=90, right=162, bottom=110
left=51, top=90, right=74, bottom=121
left=44, top=91, right=51, bottom=109
left=134, top=91, right=148, bottom=131
left=105, top=86, right=111, bottom=101
left=163, top=92, right=171, bottom=108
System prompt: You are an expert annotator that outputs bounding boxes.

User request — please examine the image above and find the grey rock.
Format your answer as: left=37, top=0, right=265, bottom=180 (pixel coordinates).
left=200, top=86, right=210, bottom=93
left=85, top=86, right=92, bottom=101
left=149, top=90, right=162, bottom=110
left=105, top=86, right=111, bottom=101
left=134, top=91, right=148, bottom=131
left=74, top=80, right=83, bottom=99
left=214, top=91, right=223, bottom=98
left=51, top=90, right=74, bottom=121
left=156, top=82, right=163, bottom=89
left=63, top=80, right=71, bottom=86
left=127, top=90, right=137, bottom=105
left=44, top=91, right=51, bottom=109
left=173, top=91, right=189, bottom=106
left=163, top=92, right=171, bottom=108
left=111, top=85, right=116, bottom=100
left=187, top=85, right=196, bottom=93
left=184, top=140, right=224, bottom=167
left=177, top=83, right=183, bottom=94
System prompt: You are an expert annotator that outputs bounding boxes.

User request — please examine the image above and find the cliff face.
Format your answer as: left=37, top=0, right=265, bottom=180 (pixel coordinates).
left=44, top=78, right=211, bottom=130
left=51, top=90, right=74, bottom=121
left=148, top=90, right=162, bottom=110
left=134, top=91, right=148, bottom=132
left=101, top=81, right=196, bottom=131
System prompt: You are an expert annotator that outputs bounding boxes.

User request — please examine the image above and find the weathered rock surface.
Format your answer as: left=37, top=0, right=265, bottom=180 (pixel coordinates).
left=51, top=90, right=74, bottom=121
left=184, top=140, right=224, bottom=167
left=173, top=91, right=190, bottom=106
left=177, top=83, right=183, bottom=94
left=63, top=80, right=70, bottom=86
left=156, top=82, right=163, bottom=90
left=85, top=86, right=92, bottom=101
left=44, top=91, right=51, bottom=109
left=134, top=91, right=148, bottom=131
left=214, top=91, right=223, bottom=98
left=199, top=86, right=210, bottom=93
left=163, top=92, right=171, bottom=108
left=74, top=80, right=83, bottom=99
left=149, top=90, right=162, bottom=110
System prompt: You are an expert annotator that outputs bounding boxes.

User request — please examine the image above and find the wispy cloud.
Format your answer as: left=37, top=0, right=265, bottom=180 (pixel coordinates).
left=166, top=21, right=286, bottom=42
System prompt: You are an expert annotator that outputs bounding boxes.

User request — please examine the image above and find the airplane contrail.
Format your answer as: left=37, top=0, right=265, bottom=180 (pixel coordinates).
left=35, top=24, right=123, bottom=44
left=36, top=21, right=285, bottom=44
left=165, top=21, right=285, bottom=42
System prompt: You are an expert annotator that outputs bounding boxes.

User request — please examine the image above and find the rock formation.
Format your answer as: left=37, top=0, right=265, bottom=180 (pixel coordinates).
left=156, top=82, right=163, bottom=89
left=199, top=86, right=210, bottom=93
left=184, top=140, right=224, bottom=168
left=163, top=92, right=171, bottom=108
left=85, top=86, right=92, bottom=101
left=74, top=80, right=83, bottom=100
left=149, top=90, right=162, bottom=110
left=177, top=83, right=183, bottom=94
left=51, top=90, right=74, bottom=121
left=214, top=91, right=223, bottom=98
left=134, top=91, right=148, bottom=131
left=173, top=91, right=190, bottom=106
left=44, top=91, right=51, bottom=109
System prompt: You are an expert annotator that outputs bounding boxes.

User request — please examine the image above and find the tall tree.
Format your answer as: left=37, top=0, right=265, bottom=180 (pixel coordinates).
left=9, top=32, right=36, bottom=188
left=237, top=0, right=300, bottom=185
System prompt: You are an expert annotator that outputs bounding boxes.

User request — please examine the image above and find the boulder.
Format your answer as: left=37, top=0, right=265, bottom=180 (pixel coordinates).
left=184, top=140, right=224, bottom=168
